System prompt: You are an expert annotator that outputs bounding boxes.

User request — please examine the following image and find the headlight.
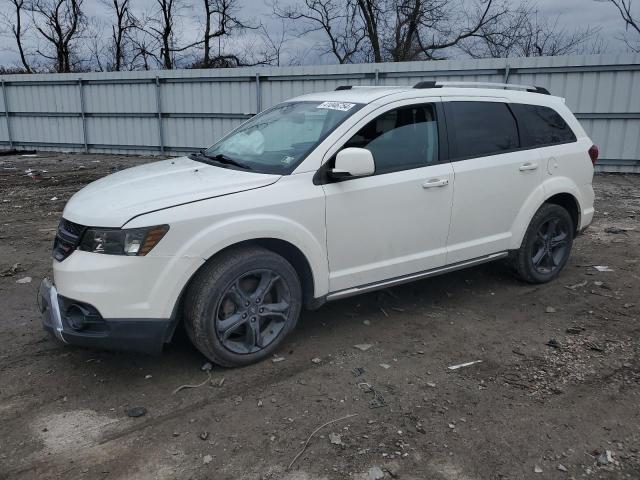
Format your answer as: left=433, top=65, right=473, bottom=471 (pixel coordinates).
left=78, top=225, right=169, bottom=256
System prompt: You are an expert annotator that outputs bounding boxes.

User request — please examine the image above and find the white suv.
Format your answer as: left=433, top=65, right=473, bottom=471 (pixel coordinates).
left=39, top=81, right=597, bottom=366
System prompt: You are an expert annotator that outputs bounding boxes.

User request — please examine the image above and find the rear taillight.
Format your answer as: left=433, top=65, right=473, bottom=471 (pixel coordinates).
left=588, top=144, right=599, bottom=165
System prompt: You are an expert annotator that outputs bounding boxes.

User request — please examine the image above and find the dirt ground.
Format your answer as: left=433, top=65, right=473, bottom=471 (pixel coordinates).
left=0, top=152, right=639, bottom=480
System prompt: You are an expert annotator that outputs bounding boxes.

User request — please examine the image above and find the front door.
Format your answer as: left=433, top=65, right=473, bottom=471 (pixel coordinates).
left=322, top=102, right=454, bottom=293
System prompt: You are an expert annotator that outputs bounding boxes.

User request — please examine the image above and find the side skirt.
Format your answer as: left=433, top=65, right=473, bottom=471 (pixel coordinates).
left=325, top=252, right=508, bottom=302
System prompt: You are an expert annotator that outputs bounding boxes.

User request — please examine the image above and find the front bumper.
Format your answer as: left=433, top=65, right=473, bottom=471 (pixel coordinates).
left=39, top=277, right=66, bottom=342
left=38, top=277, right=172, bottom=355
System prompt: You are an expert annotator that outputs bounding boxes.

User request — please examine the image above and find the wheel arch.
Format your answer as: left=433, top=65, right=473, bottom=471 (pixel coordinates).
left=165, top=236, right=324, bottom=344
left=509, top=179, right=582, bottom=250
left=544, top=192, right=580, bottom=233
left=224, top=238, right=319, bottom=309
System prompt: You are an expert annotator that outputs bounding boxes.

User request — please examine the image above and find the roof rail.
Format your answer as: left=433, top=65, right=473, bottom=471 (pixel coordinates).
left=334, top=85, right=407, bottom=91
left=413, top=81, right=440, bottom=89
left=413, top=80, right=550, bottom=95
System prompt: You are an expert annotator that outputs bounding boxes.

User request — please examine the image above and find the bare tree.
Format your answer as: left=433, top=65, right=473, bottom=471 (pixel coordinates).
left=356, top=0, right=382, bottom=62
left=414, top=0, right=509, bottom=60
left=86, top=16, right=106, bottom=71
left=149, top=0, right=177, bottom=69
left=199, top=0, right=249, bottom=67
left=274, top=0, right=368, bottom=64
left=128, top=25, right=161, bottom=70
left=254, top=20, right=289, bottom=66
left=135, top=0, right=253, bottom=70
left=28, top=0, right=85, bottom=72
left=597, top=0, right=639, bottom=51
left=2, top=0, right=33, bottom=72
left=461, top=3, right=600, bottom=58
left=166, top=0, right=253, bottom=68
left=101, top=0, right=136, bottom=70
left=127, top=0, right=180, bottom=69
left=367, top=0, right=509, bottom=61
left=276, top=0, right=509, bottom=63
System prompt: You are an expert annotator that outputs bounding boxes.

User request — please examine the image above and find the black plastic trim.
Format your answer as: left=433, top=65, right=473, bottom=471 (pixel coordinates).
left=435, top=102, right=449, bottom=162
left=413, top=81, right=441, bottom=89
left=53, top=218, right=87, bottom=262
left=42, top=293, right=172, bottom=355
left=527, top=86, right=551, bottom=95
left=56, top=318, right=172, bottom=355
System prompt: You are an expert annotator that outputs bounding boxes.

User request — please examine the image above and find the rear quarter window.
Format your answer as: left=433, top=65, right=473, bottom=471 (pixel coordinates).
left=510, top=103, right=577, bottom=147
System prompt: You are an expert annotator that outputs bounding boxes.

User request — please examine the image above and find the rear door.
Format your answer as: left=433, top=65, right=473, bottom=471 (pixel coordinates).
left=444, top=99, right=543, bottom=264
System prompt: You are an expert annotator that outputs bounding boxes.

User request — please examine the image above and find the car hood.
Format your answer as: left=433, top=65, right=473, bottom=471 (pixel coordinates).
left=63, top=156, right=280, bottom=227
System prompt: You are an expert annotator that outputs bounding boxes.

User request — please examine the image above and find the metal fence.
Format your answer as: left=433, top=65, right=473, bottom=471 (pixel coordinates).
left=1, top=53, right=639, bottom=172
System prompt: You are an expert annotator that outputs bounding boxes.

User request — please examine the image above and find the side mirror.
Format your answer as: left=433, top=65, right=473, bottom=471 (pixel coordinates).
left=331, top=147, right=375, bottom=179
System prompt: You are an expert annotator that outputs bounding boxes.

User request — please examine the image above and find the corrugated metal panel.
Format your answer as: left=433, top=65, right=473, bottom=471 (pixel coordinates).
left=86, top=117, right=159, bottom=147
left=83, top=82, right=156, bottom=114
left=0, top=119, right=8, bottom=144
left=0, top=53, right=638, bottom=171
left=9, top=83, right=81, bottom=112
left=10, top=115, right=83, bottom=144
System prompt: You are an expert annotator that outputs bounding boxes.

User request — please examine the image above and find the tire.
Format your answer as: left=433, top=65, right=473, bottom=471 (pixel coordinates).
left=512, top=203, right=574, bottom=284
left=183, top=246, right=302, bottom=367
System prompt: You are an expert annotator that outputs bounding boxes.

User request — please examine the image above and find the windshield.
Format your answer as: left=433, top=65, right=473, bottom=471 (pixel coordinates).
left=203, top=101, right=363, bottom=174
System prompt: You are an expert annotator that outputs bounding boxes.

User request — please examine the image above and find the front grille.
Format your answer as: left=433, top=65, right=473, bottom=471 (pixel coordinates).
left=60, top=218, right=84, bottom=237
left=53, top=218, right=86, bottom=262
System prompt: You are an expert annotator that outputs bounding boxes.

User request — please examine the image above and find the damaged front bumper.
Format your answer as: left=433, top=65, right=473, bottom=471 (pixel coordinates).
left=38, top=277, right=67, bottom=343
left=38, top=277, right=173, bottom=355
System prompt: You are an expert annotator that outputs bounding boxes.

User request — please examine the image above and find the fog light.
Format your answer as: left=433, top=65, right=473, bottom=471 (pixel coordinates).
left=66, top=304, right=89, bottom=330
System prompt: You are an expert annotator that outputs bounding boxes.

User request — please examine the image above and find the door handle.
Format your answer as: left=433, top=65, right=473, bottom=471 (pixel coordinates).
left=422, top=178, right=449, bottom=188
left=519, top=162, right=538, bottom=171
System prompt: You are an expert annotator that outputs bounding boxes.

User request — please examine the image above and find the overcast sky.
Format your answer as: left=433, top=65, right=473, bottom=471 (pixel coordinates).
left=0, top=0, right=636, bottom=69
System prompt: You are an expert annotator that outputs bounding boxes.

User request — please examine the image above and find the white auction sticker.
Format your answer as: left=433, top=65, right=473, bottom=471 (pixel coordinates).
left=317, top=101, right=356, bottom=111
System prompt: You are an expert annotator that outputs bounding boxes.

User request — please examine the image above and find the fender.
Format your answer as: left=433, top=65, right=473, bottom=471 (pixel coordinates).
left=181, top=213, right=328, bottom=296
left=508, top=175, right=583, bottom=250
left=125, top=213, right=328, bottom=319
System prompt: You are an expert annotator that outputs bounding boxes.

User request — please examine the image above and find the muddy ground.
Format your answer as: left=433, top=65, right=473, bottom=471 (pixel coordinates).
left=0, top=152, right=639, bottom=480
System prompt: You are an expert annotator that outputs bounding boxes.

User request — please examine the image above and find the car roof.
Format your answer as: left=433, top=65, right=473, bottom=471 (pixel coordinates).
left=292, top=87, right=410, bottom=104
left=291, top=85, right=565, bottom=107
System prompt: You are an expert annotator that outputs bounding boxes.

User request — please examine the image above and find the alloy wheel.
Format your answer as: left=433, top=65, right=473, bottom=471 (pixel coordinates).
left=531, top=216, right=570, bottom=274
left=214, top=269, right=291, bottom=354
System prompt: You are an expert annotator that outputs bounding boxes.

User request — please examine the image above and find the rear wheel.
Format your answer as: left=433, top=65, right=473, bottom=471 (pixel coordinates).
left=183, top=246, right=302, bottom=367
left=512, top=203, right=574, bottom=284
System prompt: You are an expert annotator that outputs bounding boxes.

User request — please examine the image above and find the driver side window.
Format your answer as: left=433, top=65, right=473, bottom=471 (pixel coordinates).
left=343, top=103, right=439, bottom=175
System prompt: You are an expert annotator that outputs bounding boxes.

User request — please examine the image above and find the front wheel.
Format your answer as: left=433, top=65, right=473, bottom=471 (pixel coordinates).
left=183, top=246, right=302, bottom=367
left=511, top=203, right=574, bottom=284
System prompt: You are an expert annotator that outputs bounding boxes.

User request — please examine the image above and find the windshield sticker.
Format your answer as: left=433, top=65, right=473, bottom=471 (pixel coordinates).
left=281, top=155, right=295, bottom=165
left=317, top=101, right=356, bottom=111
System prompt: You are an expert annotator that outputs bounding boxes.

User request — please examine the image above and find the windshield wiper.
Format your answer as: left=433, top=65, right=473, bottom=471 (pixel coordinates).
left=210, top=153, right=252, bottom=170
left=189, top=150, right=251, bottom=170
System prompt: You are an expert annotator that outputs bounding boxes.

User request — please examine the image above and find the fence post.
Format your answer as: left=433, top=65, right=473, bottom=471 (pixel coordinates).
left=1, top=80, right=13, bottom=150
left=155, top=76, right=165, bottom=154
left=374, top=68, right=379, bottom=86
left=78, top=78, right=88, bottom=153
left=503, top=63, right=511, bottom=83
left=255, top=72, right=261, bottom=113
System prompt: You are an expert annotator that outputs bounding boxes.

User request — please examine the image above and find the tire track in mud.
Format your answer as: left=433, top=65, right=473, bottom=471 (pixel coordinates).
left=1, top=357, right=323, bottom=479
left=98, top=357, right=321, bottom=444
left=0, top=345, right=71, bottom=374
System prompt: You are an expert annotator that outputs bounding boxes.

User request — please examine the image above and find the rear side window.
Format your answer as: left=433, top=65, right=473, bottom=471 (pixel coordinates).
left=511, top=103, right=576, bottom=147
left=446, top=102, right=519, bottom=160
